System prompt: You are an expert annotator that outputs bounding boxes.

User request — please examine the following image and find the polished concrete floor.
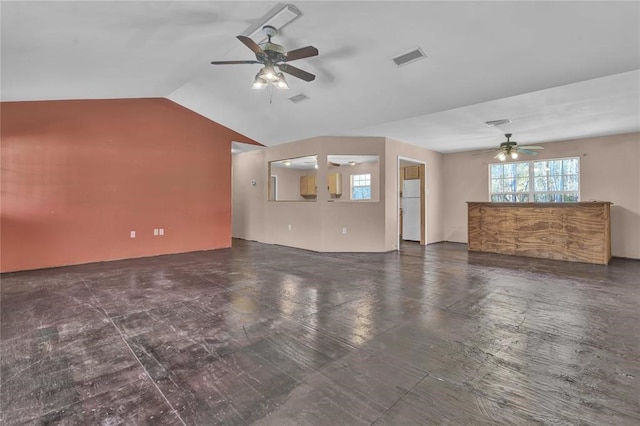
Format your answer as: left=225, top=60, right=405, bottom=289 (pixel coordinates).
left=1, top=240, right=639, bottom=425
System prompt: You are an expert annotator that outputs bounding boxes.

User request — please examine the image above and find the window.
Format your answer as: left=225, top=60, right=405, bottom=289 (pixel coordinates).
left=489, top=157, right=579, bottom=202
left=490, top=161, right=531, bottom=202
left=533, top=158, right=580, bottom=202
left=351, top=174, right=371, bottom=200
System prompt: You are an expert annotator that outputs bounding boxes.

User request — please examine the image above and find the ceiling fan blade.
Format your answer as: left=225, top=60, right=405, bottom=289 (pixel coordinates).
left=518, top=145, right=544, bottom=150
left=493, top=151, right=505, bottom=159
left=278, top=63, right=315, bottom=82
left=329, top=161, right=341, bottom=167
left=517, top=148, right=539, bottom=156
left=211, top=60, right=261, bottom=65
left=285, top=46, right=319, bottom=62
left=237, top=35, right=264, bottom=55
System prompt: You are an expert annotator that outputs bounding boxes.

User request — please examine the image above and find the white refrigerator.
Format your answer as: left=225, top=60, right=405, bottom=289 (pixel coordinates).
left=402, top=179, right=421, bottom=241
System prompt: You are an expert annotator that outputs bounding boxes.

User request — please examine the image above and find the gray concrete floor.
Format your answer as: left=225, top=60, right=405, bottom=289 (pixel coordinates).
left=2, top=240, right=639, bottom=425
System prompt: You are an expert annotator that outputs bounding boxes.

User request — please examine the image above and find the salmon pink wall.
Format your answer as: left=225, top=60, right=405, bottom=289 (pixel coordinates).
left=0, top=98, right=259, bottom=272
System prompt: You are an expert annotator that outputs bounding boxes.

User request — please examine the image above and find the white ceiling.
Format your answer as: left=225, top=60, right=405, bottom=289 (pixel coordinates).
left=2, top=1, right=639, bottom=153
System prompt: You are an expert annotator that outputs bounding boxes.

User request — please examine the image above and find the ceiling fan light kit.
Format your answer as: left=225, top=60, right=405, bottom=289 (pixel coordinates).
left=251, top=76, right=267, bottom=90
left=252, top=64, right=289, bottom=90
left=258, top=64, right=278, bottom=81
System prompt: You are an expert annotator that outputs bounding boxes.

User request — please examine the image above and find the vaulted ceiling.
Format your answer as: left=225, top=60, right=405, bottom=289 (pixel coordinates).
left=2, top=1, right=638, bottom=152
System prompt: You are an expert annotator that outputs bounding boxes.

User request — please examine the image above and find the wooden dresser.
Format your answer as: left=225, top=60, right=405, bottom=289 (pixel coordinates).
left=467, top=202, right=612, bottom=265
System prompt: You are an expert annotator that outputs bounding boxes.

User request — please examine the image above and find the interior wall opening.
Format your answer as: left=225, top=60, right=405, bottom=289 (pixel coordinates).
left=398, top=156, right=426, bottom=250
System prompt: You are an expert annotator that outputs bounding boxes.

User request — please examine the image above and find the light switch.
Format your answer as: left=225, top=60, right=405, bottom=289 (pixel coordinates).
left=159, top=228, right=164, bottom=236
left=154, top=228, right=159, bottom=236
left=130, top=231, right=136, bottom=238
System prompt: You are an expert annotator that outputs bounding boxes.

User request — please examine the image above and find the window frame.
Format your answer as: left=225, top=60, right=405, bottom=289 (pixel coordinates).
left=488, top=156, right=580, bottom=203
left=350, top=173, right=372, bottom=201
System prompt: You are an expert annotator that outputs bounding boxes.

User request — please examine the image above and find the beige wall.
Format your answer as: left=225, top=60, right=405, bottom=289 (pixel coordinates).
left=443, top=132, right=640, bottom=259
left=234, top=132, right=638, bottom=259
left=270, top=165, right=316, bottom=201
left=385, top=138, right=445, bottom=249
left=232, top=148, right=266, bottom=242
left=233, top=136, right=445, bottom=253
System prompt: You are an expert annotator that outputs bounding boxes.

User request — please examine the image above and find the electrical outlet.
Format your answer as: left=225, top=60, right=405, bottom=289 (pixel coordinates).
left=130, top=230, right=136, bottom=238
left=154, top=228, right=159, bottom=236
left=342, top=227, right=347, bottom=235
left=159, top=228, right=164, bottom=236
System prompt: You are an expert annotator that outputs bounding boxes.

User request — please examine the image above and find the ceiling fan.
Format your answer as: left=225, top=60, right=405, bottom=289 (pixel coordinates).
left=491, top=133, right=544, bottom=161
left=210, top=25, right=318, bottom=90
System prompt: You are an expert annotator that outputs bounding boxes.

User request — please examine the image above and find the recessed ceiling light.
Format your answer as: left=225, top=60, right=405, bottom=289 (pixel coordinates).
left=283, top=160, right=292, bottom=166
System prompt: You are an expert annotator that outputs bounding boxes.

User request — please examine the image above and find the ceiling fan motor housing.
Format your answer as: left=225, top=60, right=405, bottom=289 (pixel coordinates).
left=258, top=43, right=286, bottom=63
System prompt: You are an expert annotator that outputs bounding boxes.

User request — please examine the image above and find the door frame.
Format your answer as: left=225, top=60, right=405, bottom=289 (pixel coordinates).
left=270, top=174, right=278, bottom=201
left=397, top=156, right=427, bottom=249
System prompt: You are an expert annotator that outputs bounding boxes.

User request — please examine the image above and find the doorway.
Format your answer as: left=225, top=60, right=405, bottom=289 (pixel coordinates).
left=397, top=157, right=426, bottom=249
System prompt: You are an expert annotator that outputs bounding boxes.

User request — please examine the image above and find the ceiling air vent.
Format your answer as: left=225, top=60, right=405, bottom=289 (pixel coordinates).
left=392, top=48, right=426, bottom=67
left=289, top=93, right=309, bottom=104
left=485, top=119, right=511, bottom=127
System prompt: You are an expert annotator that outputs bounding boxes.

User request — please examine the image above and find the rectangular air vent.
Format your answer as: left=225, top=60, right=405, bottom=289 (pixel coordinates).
left=289, top=93, right=309, bottom=104
left=485, top=119, right=512, bottom=127
left=392, top=48, right=427, bottom=67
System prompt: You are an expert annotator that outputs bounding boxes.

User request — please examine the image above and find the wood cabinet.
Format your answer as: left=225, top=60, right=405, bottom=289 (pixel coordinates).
left=404, top=165, right=420, bottom=180
left=328, top=172, right=342, bottom=197
left=300, top=175, right=317, bottom=198
left=467, top=202, right=612, bottom=264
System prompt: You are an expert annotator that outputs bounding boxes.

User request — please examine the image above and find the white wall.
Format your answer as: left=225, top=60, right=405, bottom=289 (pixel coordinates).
left=443, top=132, right=640, bottom=259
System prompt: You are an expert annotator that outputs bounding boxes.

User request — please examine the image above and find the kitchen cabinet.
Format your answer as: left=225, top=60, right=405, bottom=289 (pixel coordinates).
left=404, top=165, right=420, bottom=180
left=300, top=175, right=317, bottom=198
left=328, top=172, right=342, bottom=197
